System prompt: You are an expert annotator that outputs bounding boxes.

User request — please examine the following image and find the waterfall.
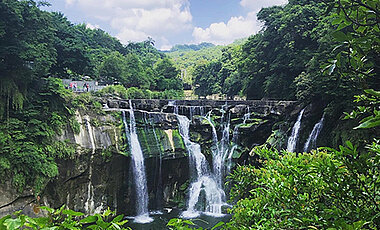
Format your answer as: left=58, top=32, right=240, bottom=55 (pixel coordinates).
left=122, top=102, right=153, bottom=223
left=177, top=115, right=226, bottom=218
left=287, top=108, right=305, bottom=152
left=152, top=127, right=163, bottom=211
left=189, top=106, right=205, bottom=120
left=304, top=113, right=325, bottom=152
left=243, top=107, right=250, bottom=124
left=168, top=100, right=179, bottom=114
left=84, top=116, right=95, bottom=214
left=204, top=113, right=230, bottom=188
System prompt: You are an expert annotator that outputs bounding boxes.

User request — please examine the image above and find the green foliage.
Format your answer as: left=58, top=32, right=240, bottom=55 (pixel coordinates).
left=153, top=58, right=183, bottom=91
left=327, top=0, right=379, bottom=131
left=50, top=12, right=90, bottom=78
left=98, top=51, right=129, bottom=84
left=0, top=206, right=131, bottom=230
left=241, top=1, right=333, bottom=100
left=97, top=85, right=184, bottom=100
left=167, top=42, right=215, bottom=52
left=96, top=85, right=129, bottom=99
left=0, top=0, right=56, bottom=118
left=344, top=89, right=380, bottom=129
left=166, top=44, right=225, bottom=85
left=0, top=77, right=78, bottom=193
left=326, top=0, right=379, bottom=84
left=193, top=61, right=222, bottom=97
left=167, top=218, right=199, bottom=230
left=167, top=218, right=229, bottom=230
left=227, top=145, right=379, bottom=229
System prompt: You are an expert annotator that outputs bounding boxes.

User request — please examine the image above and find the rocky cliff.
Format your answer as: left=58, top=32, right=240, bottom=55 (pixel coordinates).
left=0, top=99, right=297, bottom=216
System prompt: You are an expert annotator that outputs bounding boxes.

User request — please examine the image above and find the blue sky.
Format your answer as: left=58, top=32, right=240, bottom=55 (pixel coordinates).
left=44, top=0, right=287, bottom=50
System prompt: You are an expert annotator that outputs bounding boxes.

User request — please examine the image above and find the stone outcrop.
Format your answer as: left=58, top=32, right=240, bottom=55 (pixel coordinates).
left=0, top=99, right=296, bottom=216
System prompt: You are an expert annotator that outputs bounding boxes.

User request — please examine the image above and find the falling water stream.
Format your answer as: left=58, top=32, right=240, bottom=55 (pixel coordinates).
left=152, top=127, right=163, bottom=211
left=287, top=108, right=305, bottom=152
left=84, top=116, right=95, bottom=214
left=304, top=113, right=325, bottom=152
left=122, top=101, right=153, bottom=223
left=177, top=115, right=226, bottom=218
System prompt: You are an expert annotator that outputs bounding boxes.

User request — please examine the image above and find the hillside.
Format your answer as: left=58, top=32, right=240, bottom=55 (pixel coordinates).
left=165, top=39, right=246, bottom=85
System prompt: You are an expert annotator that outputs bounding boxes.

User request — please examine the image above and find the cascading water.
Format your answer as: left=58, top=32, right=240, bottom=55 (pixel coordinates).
left=152, top=127, right=163, bottom=211
left=84, top=116, right=95, bottom=214
left=189, top=106, right=205, bottom=120
left=177, top=115, right=226, bottom=218
left=304, top=113, right=325, bottom=152
left=204, top=112, right=230, bottom=188
left=228, top=108, right=250, bottom=173
left=168, top=100, right=179, bottom=114
left=122, top=102, right=153, bottom=223
left=243, top=107, right=250, bottom=124
left=287, top=108, right=305, bottom=152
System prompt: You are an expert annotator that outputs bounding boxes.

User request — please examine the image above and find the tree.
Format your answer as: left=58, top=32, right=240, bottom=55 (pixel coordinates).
left=327, top=0, right=380, bottom=129
left=98, top=51, right=127, bottom=84
left=193, top=61, right=222, bottom=97
left=50, top=12, right=90, bottom=77
left=0, top=0, right=56, bottom=118
left=241, top=1, right=330, bottom=100
left=154, top=58, right=182, bottom=91
left=124, top=53, right=151, bottom=89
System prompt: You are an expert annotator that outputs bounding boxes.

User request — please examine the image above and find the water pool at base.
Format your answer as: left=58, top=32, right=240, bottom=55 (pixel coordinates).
left=126, top=209, right=231, bottom=230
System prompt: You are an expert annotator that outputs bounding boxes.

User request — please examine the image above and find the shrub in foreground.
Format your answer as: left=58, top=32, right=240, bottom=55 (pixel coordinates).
left=0, top=206, right=130, bottom=230
left=227, top=143, right=379, bottom=229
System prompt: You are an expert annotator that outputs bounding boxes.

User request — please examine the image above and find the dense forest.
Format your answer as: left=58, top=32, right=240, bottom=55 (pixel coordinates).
left=0, top=0, right=184, bottom=195
left=0, top=0, right=379, bottom=229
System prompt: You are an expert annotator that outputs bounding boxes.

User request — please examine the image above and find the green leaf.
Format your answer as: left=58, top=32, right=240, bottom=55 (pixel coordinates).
left=211, top=221, right=225, bottom=230
left=111, top=214, right=124, bottom=223
left=346, top=141, right=353, bottom=150
left=336, top=21, right=352, bottom=31
left=79, top=216, right=97, bottom=224
left=364, top=89, right=380, bottom=97
left=41, top=227, right=59, bottom=230
left=4, top=218, right=22, bottom=230
left=331, top=17, right=343, bottom=25
left=354, top=116, right=380, bottom=129
left=0, top=215, right=11, bottom=227
left=39, top=206, right=55, bottom=213
left=62, top=209, right=84, bottom=217
left=332, top=31, right=348, bottom=41
left=111, top=222, right=121, bottom=230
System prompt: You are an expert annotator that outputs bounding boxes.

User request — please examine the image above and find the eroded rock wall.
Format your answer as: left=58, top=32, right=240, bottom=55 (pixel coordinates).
left=1, top=99, right=297, bottom=216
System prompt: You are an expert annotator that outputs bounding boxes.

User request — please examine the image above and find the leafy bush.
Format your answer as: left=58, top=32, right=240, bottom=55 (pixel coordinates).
left=227, top=144, right=379, bottom=229
left=96, top=85, right=129, bottom=99
left=0, top=206, right=130, bottom=230
left=97, top=85, right=184, bottom=99
left=126, top=87, right=145, bottom=99
left=167, top=218, right=227, bottom=230
left=0, top=80, right=76, bottom=194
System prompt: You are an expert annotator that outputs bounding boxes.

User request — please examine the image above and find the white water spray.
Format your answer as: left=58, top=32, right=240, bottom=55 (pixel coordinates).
left=84, top=116, right=95, bottom=214
left=122, top=101, right=153, bottom=223
left=177, top=115, right=226, bottom=218
left=304, top=113, right=325, bottom=152
left=287, top=108, right=305, bottom=152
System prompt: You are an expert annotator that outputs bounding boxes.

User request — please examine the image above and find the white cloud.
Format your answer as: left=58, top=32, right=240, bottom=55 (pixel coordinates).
left=240, top=0, right=287, bottom=11
left=192, top=13, right=261, bottom=45
left=192, top=0, right=288, bottom=45
left=86, top=23, right=100, bottom=30
left=64, top=0, right=192, bottom=46
left=63, top=0, right=288, bottom=47
left=65, top=0, right=76, bottom=6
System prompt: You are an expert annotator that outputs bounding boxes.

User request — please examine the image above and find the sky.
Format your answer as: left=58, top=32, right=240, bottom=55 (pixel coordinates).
left=43, top=0, right=287, bottom=50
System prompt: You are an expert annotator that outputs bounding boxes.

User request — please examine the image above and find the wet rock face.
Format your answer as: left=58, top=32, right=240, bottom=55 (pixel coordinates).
left=42, top=110, right=190, bottom=216
left=0, top=99, right=296, bottom=216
